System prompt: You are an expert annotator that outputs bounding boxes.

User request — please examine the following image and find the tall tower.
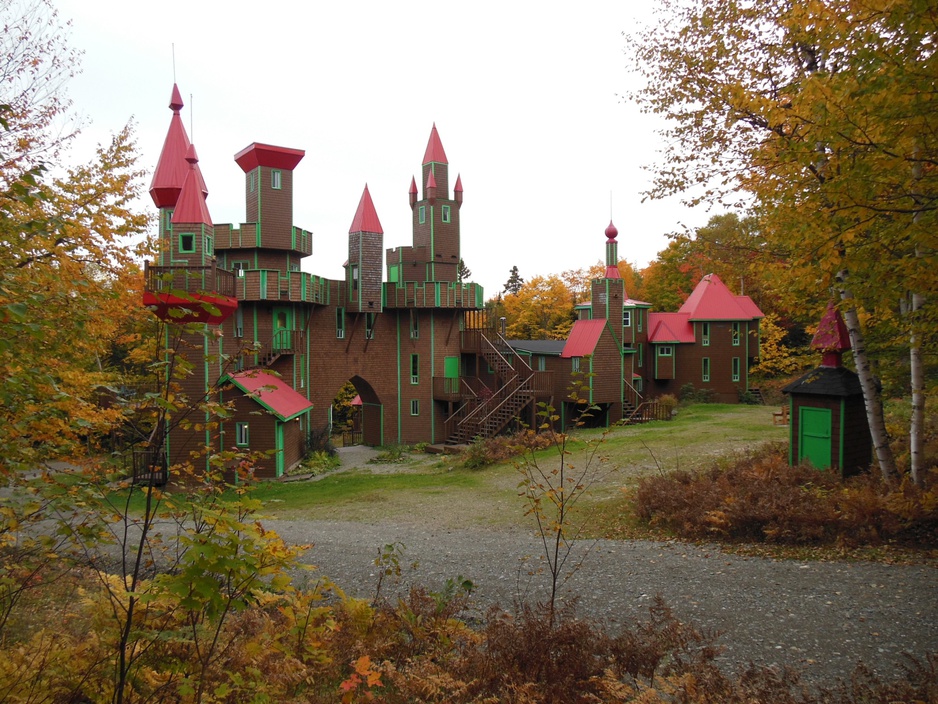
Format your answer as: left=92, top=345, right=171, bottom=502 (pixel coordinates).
left=591, top=221, right=625, bottom=325
left=347, top=185, right=384, bottom=313
left=411, top=125, right=462, bottom=282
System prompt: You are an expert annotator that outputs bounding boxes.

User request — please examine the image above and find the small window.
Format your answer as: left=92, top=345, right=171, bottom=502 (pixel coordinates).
left=271, top=170, right=282, bottom=190
left=638, top=343, right=643, bottom=367
left=702, top=322, right=710, bottom=346
left=623, top=309, right=631, bottom=327
left=702, top=357, right=710, bottom=382
left=365, top=312, right=375, bottom=340
left=418, top=205, right=426, bottom=224
left=658, top=346, right=673, bottom=357
left=442, top=204, right=451, bottom=223
left=410, top=399, right=420, bottom=416
left=178, top=232, right=195, bottom=254
left=410, top=310, right=419, bottom=339
left=732, top=357, right=741, bottom=382
left=235, top=307, right=244, bottom=338
left=571, top=357, right=581, bottom=373
left=538, top=356, right=546, bottom=372
left=249, top=171, right=257, bottom=193
left=351, top=264, right=359, bottom=291
left=732, top=323, right=741, bottom=346
left=411, top=353, right=419, bottom=384
left=235, top=422, right=249, bottom=447
left=203, top=234, right=213, bottom=256
left=232, top=261, right=248, bottom=277
left=637, top=310, right=643, bottom=332
left=336, top=307, right=345, bottom=339
left=634, top=376, right=643, bottom=392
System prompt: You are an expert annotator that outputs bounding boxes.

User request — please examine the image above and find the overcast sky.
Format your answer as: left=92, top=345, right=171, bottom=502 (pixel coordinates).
left=56, top=0, right=715, bottom=296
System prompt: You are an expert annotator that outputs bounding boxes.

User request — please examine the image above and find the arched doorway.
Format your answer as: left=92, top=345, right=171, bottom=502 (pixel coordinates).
left=331, top=376, right=383, bottom=447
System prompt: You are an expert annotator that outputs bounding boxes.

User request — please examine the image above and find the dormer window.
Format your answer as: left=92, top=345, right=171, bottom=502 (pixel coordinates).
left=271, top=170, right=282, bottom=190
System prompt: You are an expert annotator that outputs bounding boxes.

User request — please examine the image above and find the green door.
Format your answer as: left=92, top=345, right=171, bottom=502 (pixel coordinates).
left=275, top=422, right=285, bottom=477
left=444, top=356, right=459, bottom=395
left=799, top=407, right=832, bottom=470
left=273, top=307, right=293, bottom=351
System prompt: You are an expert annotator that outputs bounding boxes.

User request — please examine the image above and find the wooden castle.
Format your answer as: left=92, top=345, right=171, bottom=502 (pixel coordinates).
left=142, top=85, right=764, bottom=479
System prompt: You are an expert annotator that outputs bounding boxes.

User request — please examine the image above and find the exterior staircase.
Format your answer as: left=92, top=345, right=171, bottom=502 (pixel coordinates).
left=443, top=330, right=538, bottom=444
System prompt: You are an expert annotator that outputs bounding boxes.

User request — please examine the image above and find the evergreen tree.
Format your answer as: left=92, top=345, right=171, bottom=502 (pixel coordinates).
left=503, top=265, right=524, bottom=295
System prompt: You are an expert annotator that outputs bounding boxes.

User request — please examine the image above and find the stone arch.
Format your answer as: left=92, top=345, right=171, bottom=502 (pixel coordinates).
left=347, top=375, right=383, bottom=447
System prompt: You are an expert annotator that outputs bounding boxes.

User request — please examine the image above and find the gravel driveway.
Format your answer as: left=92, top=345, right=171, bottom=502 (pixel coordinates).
left=264, top=446, right=937, bottom=686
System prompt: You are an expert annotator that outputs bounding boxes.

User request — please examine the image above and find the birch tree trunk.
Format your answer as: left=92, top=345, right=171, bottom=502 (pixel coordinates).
left=909, top=285, right=925, bottom=487
left=838, top=283, right=898, bottom=483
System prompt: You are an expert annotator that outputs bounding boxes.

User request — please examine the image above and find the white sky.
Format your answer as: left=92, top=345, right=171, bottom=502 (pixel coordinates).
left=56, top=0, right=715, bottom=297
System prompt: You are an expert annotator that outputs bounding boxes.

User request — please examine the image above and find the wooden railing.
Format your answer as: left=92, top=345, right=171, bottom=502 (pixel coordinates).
left=144, top=262, right=236, bottom=298
left=383, top=281, right=482, bottom=309
left=234, top=270, right=328, bottom=304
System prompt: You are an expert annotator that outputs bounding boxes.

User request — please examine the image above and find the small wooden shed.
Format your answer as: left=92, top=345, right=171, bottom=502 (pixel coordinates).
left=781, top=302, right=871, bottom=478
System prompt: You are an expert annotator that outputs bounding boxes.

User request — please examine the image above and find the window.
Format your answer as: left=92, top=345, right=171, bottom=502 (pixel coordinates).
left=351, top=264, right=359, bottom=291
left=442, top=204, right=451, bottom=223
left=732, top=322, right=741, bottom=346
left=732, top=357, right=741, bottom=382
left=634, top=376, right=643, bottom=392
left=418, top=205, right=426, bottom=224
left=235, top=307, right=244, bottom=338
left=637, top=310, right=643, bottom=332
left=623, top=309, right=631, bottom=327
left=249, top=171, right=256, bottom=192
left=203, top=234, right=213, bottom=256
left=235, top=422, right=249, bottom=447
left=638, top=343, right=643, bottom=367
left=538, top=356, right=546, bottom=372
left=365, top=312, right=375, bottom=339
left=178, top=232, right=195, bottom=253
left=232, top=261, right=248, bottom=277
left=658, top=346, right=673, bottom=357
left=702, top=322, right=710, bottom=346
left=571, top=357, right=581, bottom=373
left=410, top=310, right=419, bottom=339
left=702, top=357, right=710, bottom=382
left=336, top=307, right=345, bottom=339
left=271, top=170, right=282, bottom=189
left=410, top=399, right=420, bottom=416
left=411, top=354, right=419, bottom=384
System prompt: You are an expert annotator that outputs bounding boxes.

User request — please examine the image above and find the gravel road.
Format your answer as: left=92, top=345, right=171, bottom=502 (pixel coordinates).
left=263, top=446, right=938, bottom=686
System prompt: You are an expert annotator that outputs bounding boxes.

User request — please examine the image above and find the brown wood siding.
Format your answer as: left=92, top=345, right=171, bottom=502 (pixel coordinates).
left=259, top=167, right=294, bottom=249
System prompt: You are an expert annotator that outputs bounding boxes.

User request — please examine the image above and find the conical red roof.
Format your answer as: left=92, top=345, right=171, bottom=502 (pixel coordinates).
left=348, top=185, right=383, bottom=234
left=171, top=145, right=212, bottom=226
left=454, top=174, right=463, bottom=193
left=422, top=123, right=448, bottom=164
left=149, top=84, right=190, bottom=208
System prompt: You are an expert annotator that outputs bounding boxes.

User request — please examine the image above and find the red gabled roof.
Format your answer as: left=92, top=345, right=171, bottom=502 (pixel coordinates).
left=647, top=313, right=695, bottom=343
left=149, top=84, right=191, bottom=208
left=171, top=145, right=212, bottom=226
left=348, top=184, right=383, bottom=234
left=228, top=370, right=314, bottom=421
left=234, top=143, right=305, bottom=172
left=678, top=273, right=764, bottom=321
left=422, top=123, right=448, bottom=165
left=561, top=319, right=608, bottom=358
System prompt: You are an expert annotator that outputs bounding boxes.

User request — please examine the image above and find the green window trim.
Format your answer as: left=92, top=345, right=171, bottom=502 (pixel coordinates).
left=418, top=205, right=426, bottom=224
left=365, top=312, right=375, bottom=340
left=623, top=309, right=631, bottom=327
left=249, top=171, right=257, bottom=192
left=732, top=322, right=741, bottom=346
left=235, top=422, right=249, bottom=447
left=571, top=357, right=581, bottom=373
left=203, top=234, right=213, bottom=256
left=732, top=357, right=741, bottom=382
left=658, top=345, right=673, bottom=357
left=271, top=169, right=282, bottom=190
left=702, top=357, right=710, bottom=383
left=410, top=399, right=420, bottom=416
left=637, top=310, right=643, bottom=332
left=336, top=307, right=345, bottom=339
left=411, top=353, right=419, bottom=384
left=178, top=232, right=195, bottom=254
left=351, top=264, right=359, bottom=291
left=702, top=322, right=710, bottom=346
left=442, top=204, right=451, bottom=223
left=410, top=310, right=419, bottom=339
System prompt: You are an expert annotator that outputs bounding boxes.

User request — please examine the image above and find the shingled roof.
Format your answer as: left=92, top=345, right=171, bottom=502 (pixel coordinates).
left=679, top=273, right=764, bottom=321
left=782, top=366, right=864, bottom=397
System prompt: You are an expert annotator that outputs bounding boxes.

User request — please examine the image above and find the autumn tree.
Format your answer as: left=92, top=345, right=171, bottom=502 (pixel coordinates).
left=457, top=257, right=471, bottom=281
left=629, top=0, right=938, bottom=483
left=502, top=274, right=575, bottom=340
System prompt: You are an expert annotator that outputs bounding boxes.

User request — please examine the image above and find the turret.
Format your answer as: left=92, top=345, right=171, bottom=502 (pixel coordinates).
left=411, top=124, right=460, bottom=282
left=234, top=142, right=305, bottom=252
left=347, top=185, right=384, bottom=313
left=811, top=301, right=852, bottom=368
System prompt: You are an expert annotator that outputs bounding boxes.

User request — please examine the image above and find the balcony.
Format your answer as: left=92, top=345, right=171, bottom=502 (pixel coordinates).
left=143, top=262, right=238, bottom=324
left=383, top=281, right=482, bottom=310
left=214, top=223, right=313, bottom=257
left=234, top=270, right=328, bottom=305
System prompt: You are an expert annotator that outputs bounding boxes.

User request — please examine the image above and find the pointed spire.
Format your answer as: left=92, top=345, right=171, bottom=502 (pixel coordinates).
left=171, top=144, right=212, bottom=226
left=812, top=301, right=851, bottom=367
left=454, top=173, right=463, bottom=205
left=425, top=168, right=437, bottom=203
left=422, top=123, right=448, bottom=165
left=150, top=83, right=192, bottom=208
left=349, top=184, right=383, bottom=234
left=409, top=175, right=418, bottom=207
left=604, top=220, right=620, bottom=279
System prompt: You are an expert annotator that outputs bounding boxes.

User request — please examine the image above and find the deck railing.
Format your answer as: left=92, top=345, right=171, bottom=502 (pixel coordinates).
left=383, top=281, right=482, bottom=309
left=144, top=262, right=236, bottom=298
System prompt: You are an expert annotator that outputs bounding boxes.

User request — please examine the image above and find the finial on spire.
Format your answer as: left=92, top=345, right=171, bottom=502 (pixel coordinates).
left=605, top=220, right=618, bottom=241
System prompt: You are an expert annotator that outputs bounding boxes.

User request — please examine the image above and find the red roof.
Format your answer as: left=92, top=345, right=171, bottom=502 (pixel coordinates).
left=812, top=301, right=851, bottom=353
left=678, top=273, right=764, bottom=321
left=454, top=174, right=463, bottom=193
left=422, top=124, right=448, bottom=164
left=561, top=319, right=608, bottom=358
left=647, top=313, right=695, bottom=343
left=426, top=169, right=437, bottom=190
left=234, top=143, right=305, bottom=172
left=348, top=185, right=383, bottom=234
left=228, top=370, right=314, bottom=421
left=171, top=145, right=212, bottom=226
left=149, top=84, right=191, bottom=208
left=409, top=176, right=418, bottom=195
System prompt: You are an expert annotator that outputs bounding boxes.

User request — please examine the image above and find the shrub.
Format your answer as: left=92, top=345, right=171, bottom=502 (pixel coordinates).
left=459, top=429, right=554, bottom=470
left=633, top=443, right=938, bottom=547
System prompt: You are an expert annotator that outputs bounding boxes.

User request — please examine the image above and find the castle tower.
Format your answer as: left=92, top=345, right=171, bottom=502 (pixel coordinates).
left=411, top=124, right=461, bottom=282
left=591, top=221, right=625, bottom=325
left=347, top=185, right=384, bottom=313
